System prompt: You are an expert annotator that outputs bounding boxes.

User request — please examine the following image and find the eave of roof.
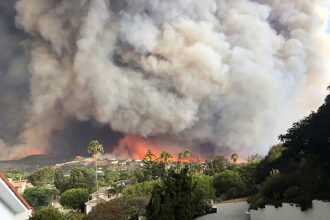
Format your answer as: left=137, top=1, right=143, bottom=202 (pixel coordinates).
left=0, top=172, right=33, bottom=213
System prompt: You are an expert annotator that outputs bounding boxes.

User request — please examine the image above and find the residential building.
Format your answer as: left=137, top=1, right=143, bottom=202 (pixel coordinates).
left=7, top=179, right=33, bottom=195
left=0, top=172, right=33, bottom=219
left=85, top=187, right=117, bottom=214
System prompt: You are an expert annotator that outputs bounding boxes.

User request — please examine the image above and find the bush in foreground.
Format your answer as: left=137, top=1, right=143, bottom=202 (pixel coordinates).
left=83, top=196, right=149, bottom=220
left=146, top=168, right=197, bottom=220
left=29, top=207, right=65, bottom=220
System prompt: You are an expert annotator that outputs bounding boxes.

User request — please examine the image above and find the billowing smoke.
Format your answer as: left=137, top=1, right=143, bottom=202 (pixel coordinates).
left=0, top=0, right=329, bottom=159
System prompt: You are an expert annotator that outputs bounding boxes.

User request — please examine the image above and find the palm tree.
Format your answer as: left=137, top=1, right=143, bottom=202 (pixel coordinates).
left=178, top=152, right=183, bottom=170
left=184, top=149, right=191, bottom=160
left=184, top=149, right=191, bottom=169
left=231, top=153, right=238, bottom=163
left=160, top=151, right=173, bottom=169
left=88, top=140, right=104, bottom=191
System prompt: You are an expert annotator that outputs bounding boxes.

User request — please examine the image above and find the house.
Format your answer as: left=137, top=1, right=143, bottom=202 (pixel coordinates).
left=0, top=172, right=33, bottom=219
left=85, top=187, right=117, bottom=214
left=8, top=179, right=34, bottom=195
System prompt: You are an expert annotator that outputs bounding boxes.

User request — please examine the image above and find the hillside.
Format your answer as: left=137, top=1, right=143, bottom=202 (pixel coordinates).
left=0, top=154, right=69, bottom=173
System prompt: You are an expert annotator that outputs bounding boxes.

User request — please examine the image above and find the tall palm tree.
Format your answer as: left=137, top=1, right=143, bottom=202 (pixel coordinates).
left=178, top=152, right=183, bottom=170
left=231, top=153, right=238, bottom=163
left=88, top=140, right=104, bottom=191
left=160, top=151, right=173, bottom=169
left=184, top=149, right=191, bottom=160
left=184, top=149, right=191, bottom=169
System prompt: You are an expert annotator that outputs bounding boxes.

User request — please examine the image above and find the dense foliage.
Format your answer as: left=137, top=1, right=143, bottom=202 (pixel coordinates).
left=146, top=168, right=198, bottom=220
left=59, top=188, right=89, bottom=212
left=27, top=166, right=55, bottom=186
left=123, top=180, right=160, bottom=197
left=213, top=170, right=245, bottom=199
left=29, top=207, right=65, bottom=220
left=54, top=169, right=68, bottom=193
left=66, top=168, right=96, bottom=193
left=5, top=169, right=26, bottom=180
left=279, top=89, right=330, bottom=170
left=23, top=187, right=57, bottom=210
left=250, top=89, right=330, bottom=211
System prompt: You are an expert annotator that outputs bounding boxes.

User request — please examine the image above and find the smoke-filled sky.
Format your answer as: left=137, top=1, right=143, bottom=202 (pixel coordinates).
left=0, top=0, right=329, bottom=160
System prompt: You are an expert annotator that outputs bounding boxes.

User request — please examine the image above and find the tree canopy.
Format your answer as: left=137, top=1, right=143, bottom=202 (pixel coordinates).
left=146, top=168, right=197, bottom=220
left=27, top=166, right=55, bottom=186
left=23, top=187, right=57, bottom=210
left=279, top=91, right=330, bottom=170
left=60, top=188, right=89, bottom=212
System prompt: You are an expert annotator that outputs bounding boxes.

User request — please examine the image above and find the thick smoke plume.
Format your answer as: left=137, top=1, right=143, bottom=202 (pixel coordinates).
left=0, top=0, right=329, bottom=159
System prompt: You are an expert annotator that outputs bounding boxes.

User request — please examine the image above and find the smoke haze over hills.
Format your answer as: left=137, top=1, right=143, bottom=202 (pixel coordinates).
left=0, top=0, right=329, bottom=160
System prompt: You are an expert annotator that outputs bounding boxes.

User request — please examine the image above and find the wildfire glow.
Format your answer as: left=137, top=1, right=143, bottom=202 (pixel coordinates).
left=110, top=135, right=205, bottom=162
left=16, top=149, right=47, bottom=159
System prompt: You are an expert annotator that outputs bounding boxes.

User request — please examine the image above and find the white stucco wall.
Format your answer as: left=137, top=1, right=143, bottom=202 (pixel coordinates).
left=0, top=199, right=15, bottom=220
left=0, top=178, right=32, bottom=220
left=250, top=200, right=330, bottom=220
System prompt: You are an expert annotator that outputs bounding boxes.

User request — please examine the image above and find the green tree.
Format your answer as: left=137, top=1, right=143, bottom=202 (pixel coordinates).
left=54, top=169, right=68, bottom=193
left=60, top=188, right=89, bottom=212
left=178, top=152, right=183, bottom=160
left=123, top=180, right=160, bottom=197
left=29, top=207, right=65, bottom=220
left=27, top=166, right=55, bottom=186
left=184, top=149, right=191, bottom=162
left=100, top=169, right=119, bottom=185
left=211, top=154, right=229, bottom=173
left=67, top=168, right=96, bottom=193
left=23, top=187, right=57, bottom=210
left=5, top=169, right=25, bottom=180
left=279, top=88, right=330, bottom=170
left=231, top=153, right=238, bottom=163
left=88, top=140, right=104, bottom=190
left=192, top=174, right=216, bottom=215
left=177, top=152, right=184, bottom=170
left=108, top=183, right=124, bottom=196
left=160, top=151, right=173, bottom=168
left=146, top=168, right=197, bottom=220
left=213, top=170, right=245, bottom=199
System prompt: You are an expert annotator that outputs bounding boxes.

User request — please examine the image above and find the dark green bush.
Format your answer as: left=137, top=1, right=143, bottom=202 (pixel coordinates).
left=29, top=207, right=65, bottom=220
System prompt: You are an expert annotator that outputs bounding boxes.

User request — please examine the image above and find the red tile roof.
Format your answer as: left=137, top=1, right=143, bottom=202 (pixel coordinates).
left=0, top=172, right=33, bottom=214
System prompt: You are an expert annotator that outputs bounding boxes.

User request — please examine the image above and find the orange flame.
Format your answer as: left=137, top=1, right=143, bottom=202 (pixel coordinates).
left=16, top=149, right=47, bottom=160
left=110, top=135, right=205, bottom=162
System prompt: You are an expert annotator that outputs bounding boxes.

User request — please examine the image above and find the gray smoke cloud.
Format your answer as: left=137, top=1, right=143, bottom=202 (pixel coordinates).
left=0, top=0, right=329, bottom=159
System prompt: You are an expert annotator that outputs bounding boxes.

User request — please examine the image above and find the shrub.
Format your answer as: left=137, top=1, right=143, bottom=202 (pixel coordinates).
left=83, top=196, right=149, bottom=220
left=29, top=207, right=65, bottom=220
